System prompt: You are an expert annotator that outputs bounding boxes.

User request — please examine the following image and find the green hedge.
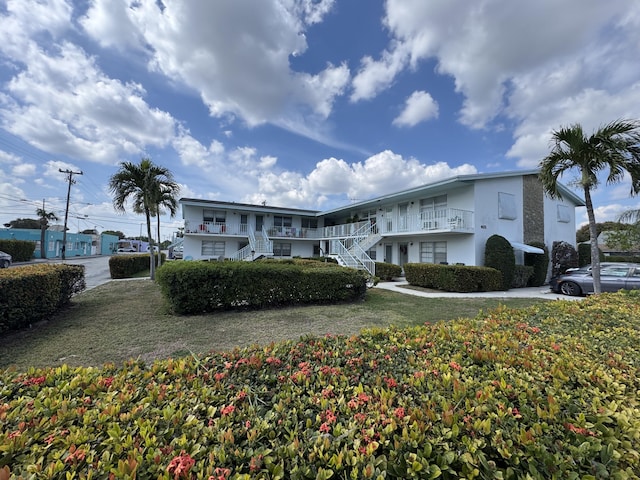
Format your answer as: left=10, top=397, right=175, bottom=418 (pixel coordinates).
left=156, top=261, right=368, bottom=314
left=1, top=291, right=639, bottom=478
left=511, top=264, right=534, bottom=288
left=404, top=263, right=502, bottom=292
left=375, top=261, right=402, bottom=281
left=0, top=263, right=85, bottom=333
left=109, top=253, right=165, bottom=278
left=484, top=234, right=515, bottom=290
left=0, top=239, right=36, bottom=262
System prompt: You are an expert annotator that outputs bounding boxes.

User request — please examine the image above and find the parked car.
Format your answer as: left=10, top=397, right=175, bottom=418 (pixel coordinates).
left=549, top=263, right=640, bottom=296
left=173, top=245, right=183, bottom=259
left=0, top=250, right=12, bottom=268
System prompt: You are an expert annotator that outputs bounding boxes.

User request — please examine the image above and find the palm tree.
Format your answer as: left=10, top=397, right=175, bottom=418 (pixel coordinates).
left=108, top=158, right=177, bottom=280
left=150, top=182, right=180, bottom=268
left=539, top=119, right=640, bottom=294
left=36, top=206, right=59, bottom=259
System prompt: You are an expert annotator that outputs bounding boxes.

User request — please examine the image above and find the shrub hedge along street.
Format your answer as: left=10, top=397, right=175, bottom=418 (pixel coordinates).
left=0, top=263, right=85, bottom=334
left=2, top=291, right=639, bottom=478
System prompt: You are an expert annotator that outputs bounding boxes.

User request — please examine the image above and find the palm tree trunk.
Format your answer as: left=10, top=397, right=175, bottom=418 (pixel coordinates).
left=156, top=205, right=162, bottom=268
left=583, top=186, right=601, bottom=294
left=146, top=211, right=155, bottom=280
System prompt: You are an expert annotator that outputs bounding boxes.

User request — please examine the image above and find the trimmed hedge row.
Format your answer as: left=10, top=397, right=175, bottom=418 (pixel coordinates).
left=156, top=261, right=368, bottom=314
left=511, top=265, right=534, bottom=288
left=109, top=253, right=165, bottom=278
left=1, top=292, right=639, bottom=478
left=0, top=263, right=85, bottom=333
left=374, top=261, right=402, bottom=281
left=0, top=239, right=36, bottom=262
left=404, top=263, right=502, bottom=292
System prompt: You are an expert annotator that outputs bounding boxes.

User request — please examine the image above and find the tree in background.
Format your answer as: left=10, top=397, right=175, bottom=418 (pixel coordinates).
left=3, top=218, right=41, bottom=229
left=109, top=158, right=177, bottom=280
left=36, top=207, right=59, bottom=259
left=575, top=221, right=626, bottom=243
left=540, top=119, right=640, bottom=294
left=103, top=230, right=125, bottom=239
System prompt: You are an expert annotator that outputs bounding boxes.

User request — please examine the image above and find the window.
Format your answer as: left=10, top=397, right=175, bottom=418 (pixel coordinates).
left=366, top=247, right=377, bottom=260
left=557, top=205, right=571, bottom=223
left=419, top=241, right=447, bottom=264
left=203, top=209, right=226, bottom=224
left=301, top=218, right=318, bottom=229
left=273, top=216, right=292, bottom=228
left=498, top=192, right=517, bottom=220
left=273, top=242, right=291, bottom=257
left=202, top=240, right=225, bottom=257
left=420, top=195, right=447, bottom=228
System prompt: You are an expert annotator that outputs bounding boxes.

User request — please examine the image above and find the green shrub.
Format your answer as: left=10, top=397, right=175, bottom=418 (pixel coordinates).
left=0, top=239, right=36, bottom=262
left=511, top=264, right=534, bottom=288
left=156, top=261, right=367, bottom=314
left=524, top=241, right=549, bottom=286
left=404, top=263, right=502, bottom=292
left=605, top=254, right=640, bottom=263
left=374, top=261, right=402, bottom=281
left=484, top=234, right=515, bottom=290
left=0, top=263, right=85, bottom=333
left=1, top=292, right=639, bottom=478
left=577, top=242, right=604, bottom=266
left=109, top=253, right=165, bottom=278
left=551, top=240, right=578, bottom=277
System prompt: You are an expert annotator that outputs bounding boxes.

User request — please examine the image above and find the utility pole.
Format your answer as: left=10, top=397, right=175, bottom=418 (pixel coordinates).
left=59, top=168, right=83, bottom=260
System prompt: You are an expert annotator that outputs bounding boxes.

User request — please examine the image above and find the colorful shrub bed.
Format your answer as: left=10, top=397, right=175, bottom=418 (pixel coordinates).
left=1, top=292, right=639, bottom=478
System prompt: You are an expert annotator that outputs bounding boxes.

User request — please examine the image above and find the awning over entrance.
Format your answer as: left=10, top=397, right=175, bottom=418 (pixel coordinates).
left=509, top=241, right=544, bottom=254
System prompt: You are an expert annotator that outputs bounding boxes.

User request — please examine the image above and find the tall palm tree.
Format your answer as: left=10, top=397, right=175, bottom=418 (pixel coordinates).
left=539, top=119, right=640, bottom=294
left=36, top=207, right=59, bottom=259
left=150, top=182, right=180, bottom=268
left=108, top=158, right=177, bottom=280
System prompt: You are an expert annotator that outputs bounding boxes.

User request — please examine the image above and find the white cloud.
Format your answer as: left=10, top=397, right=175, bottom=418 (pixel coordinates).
left=351, top=47, right=408, bottom=102
left=0, top=2, right=177, bottom=166
left=250, top=150, right=477, bottom=208
left=392, top=90, right=439, bottom=127
left=81, top=0, right=348, bottom=134
left=357, top=0, right=640, bottom=164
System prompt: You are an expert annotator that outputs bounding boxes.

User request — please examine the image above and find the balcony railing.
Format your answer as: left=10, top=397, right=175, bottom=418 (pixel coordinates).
left=379, top=208, right=473, bottom=234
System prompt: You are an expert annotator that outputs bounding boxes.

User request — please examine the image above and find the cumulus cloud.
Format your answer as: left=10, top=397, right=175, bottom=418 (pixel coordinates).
left=392, top=90, right=439, bottom=127
left=81, top=0, right=348, bottom=132
left=0, top=2, right=176, bottom=165
left=249, top=150, right=477, bottom=208
left=356, top=0, right=640, bottom=164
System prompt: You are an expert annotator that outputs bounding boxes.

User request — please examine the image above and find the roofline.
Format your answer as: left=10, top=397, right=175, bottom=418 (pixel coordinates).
left=179, top=198, right=320, bottom=216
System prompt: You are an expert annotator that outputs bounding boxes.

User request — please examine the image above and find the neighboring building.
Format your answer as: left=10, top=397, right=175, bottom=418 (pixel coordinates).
left=0, top=228, right=118, bottom=258
left=180, top=170, right=584, bottom=276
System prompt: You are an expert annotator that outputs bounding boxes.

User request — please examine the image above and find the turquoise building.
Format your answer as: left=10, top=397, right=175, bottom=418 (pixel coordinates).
left=0, top=229, right=119, bottom=259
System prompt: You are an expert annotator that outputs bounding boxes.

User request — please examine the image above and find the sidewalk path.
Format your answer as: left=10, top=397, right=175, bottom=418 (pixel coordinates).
left=374, top=280, right=582, bottom=300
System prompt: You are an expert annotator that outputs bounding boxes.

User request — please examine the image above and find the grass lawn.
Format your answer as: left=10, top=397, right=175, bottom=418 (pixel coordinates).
left=0, top=280, right=551, bottom=371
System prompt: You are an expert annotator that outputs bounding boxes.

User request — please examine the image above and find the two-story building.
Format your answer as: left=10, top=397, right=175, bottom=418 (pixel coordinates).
left=179, top=170, right=584, bottom=276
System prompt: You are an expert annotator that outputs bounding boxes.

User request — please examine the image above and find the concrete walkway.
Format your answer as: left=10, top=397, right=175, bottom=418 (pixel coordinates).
left=374, top=279, right=581, bottom=300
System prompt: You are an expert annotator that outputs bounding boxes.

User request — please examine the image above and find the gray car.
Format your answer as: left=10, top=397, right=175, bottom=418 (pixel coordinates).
left=549, top=262, right=640, bottom=296
left=0, top=250, right=11, bottom=268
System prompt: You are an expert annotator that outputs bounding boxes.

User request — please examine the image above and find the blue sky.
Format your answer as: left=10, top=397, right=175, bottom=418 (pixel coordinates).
left=1, top=0, right=639, bottom=240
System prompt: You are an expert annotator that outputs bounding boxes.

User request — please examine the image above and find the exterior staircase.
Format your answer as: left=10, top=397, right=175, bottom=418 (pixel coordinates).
left=230, top=227, right=273, bottom=261
left=329, top=221, right=380, bottom=276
